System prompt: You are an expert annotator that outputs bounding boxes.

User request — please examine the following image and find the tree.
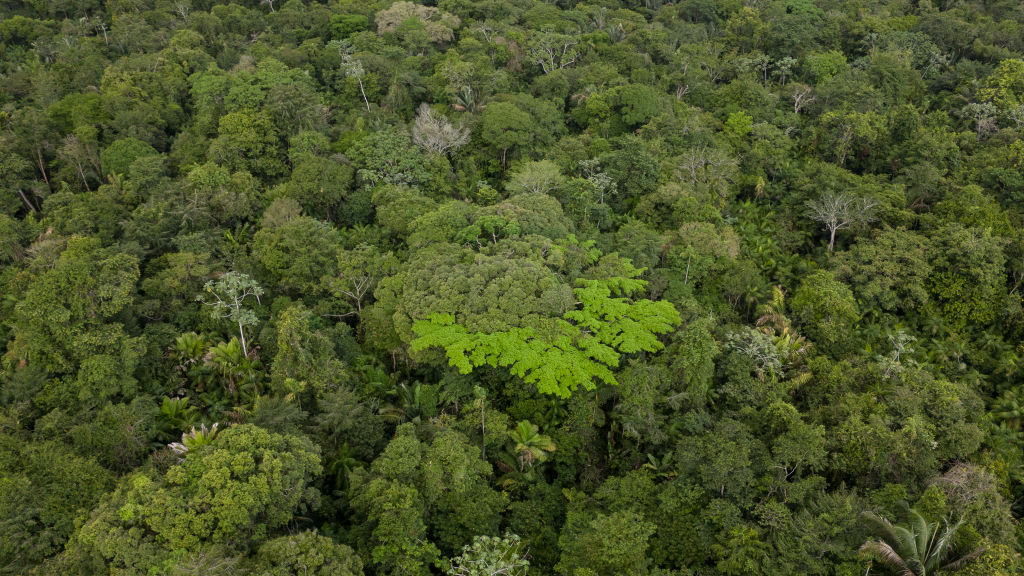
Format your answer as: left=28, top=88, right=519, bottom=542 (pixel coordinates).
left=4, top=236, right=143, bottom=411
left=330, top=244, right=398, bottom=317
left=346, top=129, right=433, bottom=188
left=208, top=111, right=287, bottom=178
left=447, top=533, right=529, bottom=576
left=253, top=531, right=363, bottom=576
left=925, top=224, right=1007, bottom=329
left=338, top=46, right=371, bottom=112
left=270, top=303, right=346, bottom=396
left=505, top=160, right=566, bottom=196
left=411, top=272, right=681, bottom=398
left=65, top=425, right=322, bottom=572
left=805, top=192, right=878, bottom=252
left=479, top=101, right=534, bottom=171
left=349, top=424, right=503, bottom=567
left=198, top=272, right=264, bottom=356
left=790, top=270, right=859, bottom=353
left=507, top=420, right=555, bottom=471
left=859, top=507, right=985, bottom=575
left=557, top=509, right=656, bottom=576
left=100, top=137, right=158, bottom=178
left=530, top=33, right=579, bottom=76
left=412, top=103, right=469, bottom=156
left=375, top=1, right=460, bottom=43
left=833, top=228, right=932, bottom=314
left=253, top=215, right=342, bottom=297
left=979, top=58, right=1024, bottom=111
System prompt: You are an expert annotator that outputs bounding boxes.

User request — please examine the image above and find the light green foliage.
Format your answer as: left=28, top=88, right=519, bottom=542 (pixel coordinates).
left=198, top=271, right=263, bottom=355
left=925, top=225, right=1006, bottom=329
left=100, top=137, right=158, bottom=177
left=790, top=270, right=859, bottom=351
left=955, top=545, right=1023, bottom=576
left=804, top=50, right=848, bottom=81
left=253, top=531, right=363, bottom=576
left=447, top=533, right=529, bottom=576
left=724, top=111, right=753, bottom=137
left=833, top=228, right=932, bottom=313
left=411, top=273, right=681, bottom=397
left=979, top=58, right=1024, bottom=110
left=68, top=425, right=321, bottom=571
left=5, top=237, right=143, bottom=410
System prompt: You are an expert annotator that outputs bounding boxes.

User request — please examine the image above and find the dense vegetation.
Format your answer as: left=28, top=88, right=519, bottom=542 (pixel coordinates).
left=2, top=0, right=1024, bottom=574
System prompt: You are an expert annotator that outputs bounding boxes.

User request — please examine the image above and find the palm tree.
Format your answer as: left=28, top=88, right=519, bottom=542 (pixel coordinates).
left=859, top=507, right=985, bottom=575
left=507, top=420, right=556, bottom=471
left=168, top=423, right=220, bottom=458
left=205, top=338, right=261, bottom=398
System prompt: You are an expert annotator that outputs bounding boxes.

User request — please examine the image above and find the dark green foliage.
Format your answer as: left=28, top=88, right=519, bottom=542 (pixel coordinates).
left=3, top=0, right=1024, bottom=574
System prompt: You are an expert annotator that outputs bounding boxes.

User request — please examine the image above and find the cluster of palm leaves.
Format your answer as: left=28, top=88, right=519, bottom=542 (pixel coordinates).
left=859, top=506, right=985, bottom=575
left=496, top=420, right=556, bottom=486
left=168, top=422, right=220, bottom=458
left=173, top=332, right=262, bottom=404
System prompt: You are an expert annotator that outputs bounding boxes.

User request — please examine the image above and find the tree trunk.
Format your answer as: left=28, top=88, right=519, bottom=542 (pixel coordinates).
left=238, top=321, right=248, bottom=357
left=17, top=189, right=38, bottom=213
left=358, top=77, right=370, bottom=112
left=36, top=148, right=51, bottom=190
left=480, top=398, right=486, bottom=460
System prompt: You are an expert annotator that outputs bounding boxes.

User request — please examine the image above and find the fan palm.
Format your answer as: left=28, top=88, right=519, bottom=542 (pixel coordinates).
left=859, top=507, right=985, bottom=575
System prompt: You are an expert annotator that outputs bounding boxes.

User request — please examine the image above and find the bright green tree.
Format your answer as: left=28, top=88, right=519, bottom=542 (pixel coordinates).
left=411, top=272, right=681, bottom=397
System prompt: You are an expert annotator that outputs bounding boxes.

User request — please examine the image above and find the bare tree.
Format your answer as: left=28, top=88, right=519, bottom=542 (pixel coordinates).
left=805, top=192, right=878, bottom=252
left=792, top=84, right=815, bottom=115
left=528, top=31, right=579, bottom=74
left=331, top=41, right=371, bottom=112
left=963, top=102, right=998, bottom=139
left=411, top=103, right=469, bottom=155
left=675, top=146, right=738, bottom=206
left=197, top=272, right=264, bottom=356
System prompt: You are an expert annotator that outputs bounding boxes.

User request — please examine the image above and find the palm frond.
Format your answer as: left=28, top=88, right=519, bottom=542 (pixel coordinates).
left=937, top=546, right=987, bottom=572
left=859, top=541, right=916, bottom=576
